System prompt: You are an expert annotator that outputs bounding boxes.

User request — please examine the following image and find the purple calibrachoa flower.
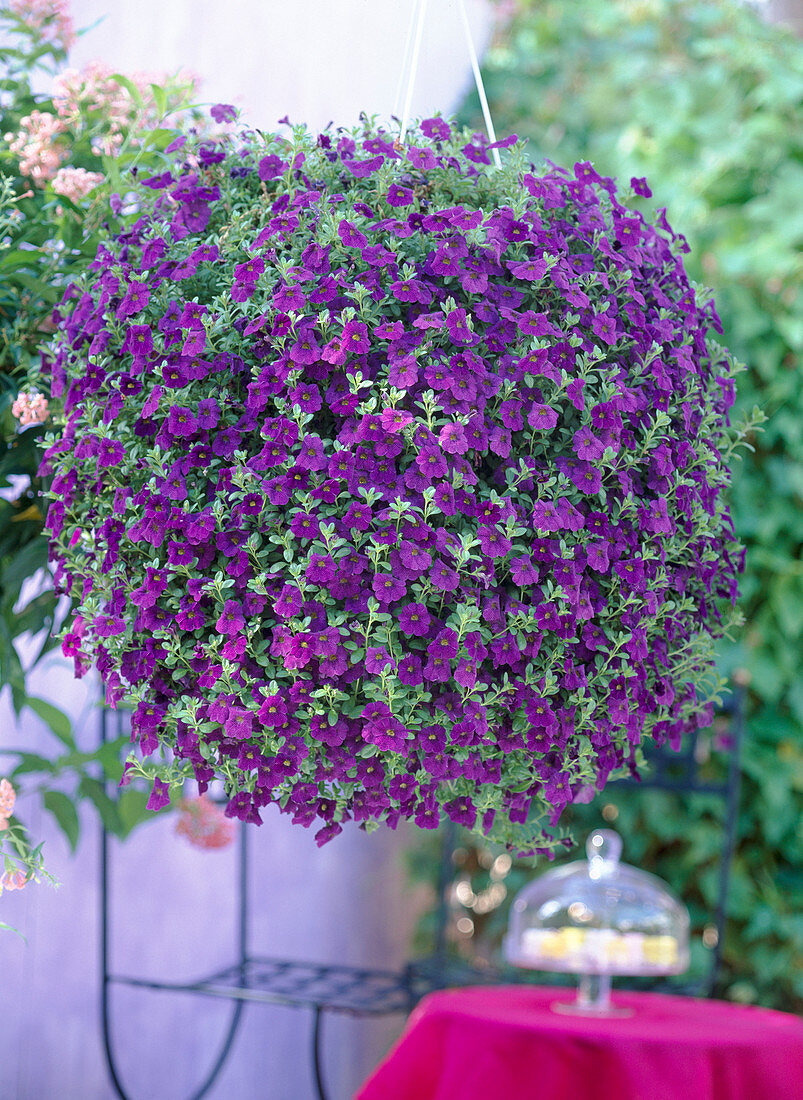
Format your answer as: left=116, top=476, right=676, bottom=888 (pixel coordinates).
left=398, top=602, right=431, bottom=637
left=365, top=647, right=395, bottom=674
left=211, top=103, right=237, bottom=124
left=398, top=653, right=423, bottom=686
left=415, top=445, right=448, bottom=478
left=224, top=707, right=253, bottom=741
left=478, top=526, right=512, bottom=559
left=363, top=716, right=408, bottom=752
left=216, top=600, right=245, bottom=636
left=43, top=112, right=745, bottom=853
left=573, top=426, right=607, bottom=462
left=380, top=408, right=413, bottom=433
left=97, top=439, right=125, bottom=468
left=116, top=280, right=150, bottom=319
left=592, top=308, right=619, bottom=346
left=507, top=258, right=547, bottom=282
left=337, top=219, right=367, bottom=249
left=166, top=406, right=198, bottom=437
left=258, top=154, right=285, bottom=180
left=146, top=778, right=170, bottom=812
left=528, top=404, right=559, bottom=431
left=430, top=562, right=459, bottom=592
left=373, top=571, right=406, bottom=605
left=398, top=541, right=432, bottom=574
left=306, top=554, right=337, bottom=585
left=438, top=422, right=468, bottom=454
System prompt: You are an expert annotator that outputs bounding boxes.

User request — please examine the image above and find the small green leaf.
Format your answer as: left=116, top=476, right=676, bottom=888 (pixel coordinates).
left=26, top=697, right=75, bottom=748
left=1, top=541, right=49, bottom=609
left=94, top=739, right=128, bottom=782
left=0, top=921, right=26, bottom=940
left=149, top=82, right=167, bottom=119
left=117, top=789, right=153, bottom=837
left=11, top=753, right=57, bottom=776
left=79, top=777, right=124, bottom=837
left=43, top=791, right=80, bottom=852
left=110, top=72, right=144, bottom=109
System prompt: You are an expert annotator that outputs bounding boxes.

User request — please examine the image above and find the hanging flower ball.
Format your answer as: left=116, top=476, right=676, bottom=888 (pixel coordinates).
left=41, top=115, right=744, bottom=850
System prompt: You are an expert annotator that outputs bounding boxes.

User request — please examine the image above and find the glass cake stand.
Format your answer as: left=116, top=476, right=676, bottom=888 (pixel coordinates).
left=504, top=829, right=690, bottom=1016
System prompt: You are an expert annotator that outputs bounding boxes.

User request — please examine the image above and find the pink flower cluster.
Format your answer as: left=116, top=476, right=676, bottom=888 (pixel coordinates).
left=0, top=779, right=15, bottom=830
left=12, top=391, right=49, bottom=427
left=175, top=794, right=235, bottom=850
left=6, top=110, right=66, bottom=183
left=53, top=62, right=163, bottom=156
left=9, top=0, right=74, bottom=49
left=8, top=57, right=197, bottom=186
left=51, top=166, right=104, bottom=203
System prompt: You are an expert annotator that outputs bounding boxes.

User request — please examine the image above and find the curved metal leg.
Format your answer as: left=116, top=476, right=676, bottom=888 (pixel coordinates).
left=311, top=1006, right=329, bottom=1100
left=99, top=707, right=249, bottom=1100
left=708, top=683, right=746, bottom=996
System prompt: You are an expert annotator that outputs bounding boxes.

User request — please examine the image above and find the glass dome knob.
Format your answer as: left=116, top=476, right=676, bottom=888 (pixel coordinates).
left=586, top=829, right=622, bottom=874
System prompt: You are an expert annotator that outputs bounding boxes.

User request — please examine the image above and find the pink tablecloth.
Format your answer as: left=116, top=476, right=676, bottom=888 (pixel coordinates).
left=356, top=986, right=803, bottom=1100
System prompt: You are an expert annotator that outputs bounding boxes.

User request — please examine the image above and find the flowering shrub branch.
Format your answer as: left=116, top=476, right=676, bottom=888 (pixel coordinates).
left=42, top=113, right=748, bottom=851
left=0, top=778, right=57, bottom=936
left=0, top=0, right=199, bottom=878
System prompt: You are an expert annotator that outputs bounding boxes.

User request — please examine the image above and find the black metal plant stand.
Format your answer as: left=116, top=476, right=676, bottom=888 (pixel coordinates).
left=99, top=686, right=745, bottom=1100
left=99, top=707, right=429, bottom=1100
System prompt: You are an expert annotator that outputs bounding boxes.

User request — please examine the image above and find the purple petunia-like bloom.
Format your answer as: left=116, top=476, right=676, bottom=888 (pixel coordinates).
left=216, top=600, right=245, bottom=636
left=416, top=445, right=448, bottom=479
left=398, top=602, right=431, bottom=637
left=507, top=258, right=547, bottom=282
left=373, top=571, right=406, bottom=605
left=528, top=404, right=559, bottom=431
left=258, top=154, right=285, bottom=180
left=146, top=778, right=171, bottom=811
left=381, top=408, right=413, bottom=433
left=166, top=406, right=198, bottom=437
left=338, top=219, right=367, bottom=249
left=340, top=320, right=370, bottom=355
left=44, top=114, right=744, bottom=852
left=211, top=103, right=237, bottom=124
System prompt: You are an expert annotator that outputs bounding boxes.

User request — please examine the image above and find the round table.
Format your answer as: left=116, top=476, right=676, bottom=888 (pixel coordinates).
left=356, top=985, right=803, bottom=1100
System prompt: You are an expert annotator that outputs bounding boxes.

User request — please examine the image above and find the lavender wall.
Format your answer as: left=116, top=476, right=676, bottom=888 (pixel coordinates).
left=1, top=2, right=495, bottom=1096
left=66, top=0, right=494, bottom=133
left=1, top=650, right=428, bottom=1100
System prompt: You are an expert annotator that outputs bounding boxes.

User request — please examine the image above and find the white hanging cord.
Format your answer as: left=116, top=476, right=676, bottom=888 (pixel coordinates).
left=399, top=0, right=430, bottom=147
left=394, top=0, right=422, bottom=120
left=457, top=0, right=502, bottom=168
left=397, top=0, right=502, bottom=169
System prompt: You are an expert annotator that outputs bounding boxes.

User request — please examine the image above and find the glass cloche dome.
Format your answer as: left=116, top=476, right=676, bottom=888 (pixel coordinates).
left=505, top=829, right=690, bottom=1014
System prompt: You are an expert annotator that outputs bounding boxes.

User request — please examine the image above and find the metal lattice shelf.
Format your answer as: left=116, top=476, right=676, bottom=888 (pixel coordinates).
left=108, top=949, right=711, bottom=1024
left=100, top=687, right=745, bottom=1100
left=110, top=956, right=427, bottom=1016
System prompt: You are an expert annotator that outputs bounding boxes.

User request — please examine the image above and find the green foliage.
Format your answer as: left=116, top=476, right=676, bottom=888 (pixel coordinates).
left=446, top=0, right=803, bottom=1010
left=4, top=729, right=156, bottom=842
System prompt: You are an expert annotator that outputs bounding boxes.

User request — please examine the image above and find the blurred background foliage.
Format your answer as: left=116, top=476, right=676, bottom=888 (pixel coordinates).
left=427, top=0, right=802, bottom=1012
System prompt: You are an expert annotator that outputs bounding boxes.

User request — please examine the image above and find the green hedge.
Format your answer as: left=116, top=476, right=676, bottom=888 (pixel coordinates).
left=439, top=0, right=803, bottom=1011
